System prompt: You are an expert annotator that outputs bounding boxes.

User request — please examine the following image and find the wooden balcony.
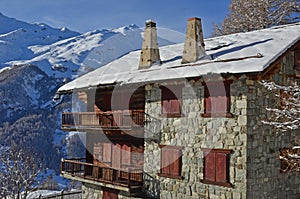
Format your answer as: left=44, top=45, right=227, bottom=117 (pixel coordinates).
left=62, top=110, right=145, bottom=131
left=60, top=158, right=143, bottom=192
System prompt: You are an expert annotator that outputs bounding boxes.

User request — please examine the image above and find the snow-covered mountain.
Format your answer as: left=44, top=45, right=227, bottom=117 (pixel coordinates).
left=0, top=13, right=79, bottom=66
left=0, top=13, right=173, bottom=78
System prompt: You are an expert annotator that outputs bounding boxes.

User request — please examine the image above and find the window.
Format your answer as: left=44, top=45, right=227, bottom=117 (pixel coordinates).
left=201, top=148, right=232, bottom=187
left=202, top=81, right=232, bottom=117
left=159, top=145, right=183, bottom=179
left=160, top=85, right=182, bottom=117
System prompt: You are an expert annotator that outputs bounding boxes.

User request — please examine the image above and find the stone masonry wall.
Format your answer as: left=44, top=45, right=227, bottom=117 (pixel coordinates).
left=246, top=52, right=300, bottom=199
left=82, top=183, right=103, bottom=199
left=144, top=76, right=249, bottom=199
left=82, top=183, right=144, bottom=199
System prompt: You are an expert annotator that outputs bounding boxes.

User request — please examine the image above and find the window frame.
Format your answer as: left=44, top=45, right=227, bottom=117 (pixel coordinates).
left=158, top=145, right=184, bottom=179
left=160, top=85, right=183, bottom=118
left=202, top=81, right=233, bottom=118
left=201, top=148, right=232, bottom=187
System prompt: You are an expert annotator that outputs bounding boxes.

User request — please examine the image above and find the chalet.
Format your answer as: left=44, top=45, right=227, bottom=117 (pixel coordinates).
left=57, top=18, right=300, bottom=199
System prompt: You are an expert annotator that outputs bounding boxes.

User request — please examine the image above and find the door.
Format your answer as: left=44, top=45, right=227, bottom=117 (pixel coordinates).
left=102, top=188, right=118, bottom=199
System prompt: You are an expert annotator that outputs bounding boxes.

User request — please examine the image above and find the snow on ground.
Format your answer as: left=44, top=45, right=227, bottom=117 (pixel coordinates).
left=27, top=190, right=62, bottom=199
left=27, top=189, right=81, bottom=199
left=0, top=13, right=79, bottom=67
left=37, top=169, right=69, bottom=190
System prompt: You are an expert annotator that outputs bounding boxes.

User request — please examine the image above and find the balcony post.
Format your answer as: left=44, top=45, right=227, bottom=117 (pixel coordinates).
left=71, top=161, right=74, bottom=175
left=128, top=168, right=131, bottom=187
left=60, top=158, right=64, bottom=174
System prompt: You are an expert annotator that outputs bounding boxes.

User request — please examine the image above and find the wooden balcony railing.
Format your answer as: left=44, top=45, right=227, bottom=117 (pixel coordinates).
left=60, top=158, right=143, bottom=188
left=62, top=110, right=145, bottom=130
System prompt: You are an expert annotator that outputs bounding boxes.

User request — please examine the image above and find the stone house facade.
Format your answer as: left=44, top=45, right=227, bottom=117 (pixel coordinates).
left=58, top=18, right=300, bottom=199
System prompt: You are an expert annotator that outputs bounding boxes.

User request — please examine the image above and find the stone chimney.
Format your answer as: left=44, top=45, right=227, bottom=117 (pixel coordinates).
left=182, top=17, right=206, bottom=64
left=139, top=20, right=161, bottom=69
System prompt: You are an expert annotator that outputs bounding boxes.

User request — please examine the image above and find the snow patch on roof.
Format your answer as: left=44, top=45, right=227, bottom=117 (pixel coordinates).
left=58, top=23, right=300, bottom=93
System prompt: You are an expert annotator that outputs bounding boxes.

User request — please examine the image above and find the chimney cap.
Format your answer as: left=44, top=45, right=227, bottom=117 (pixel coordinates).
left=146, top=19, right=156, bottom=27
left=188, top=17, right=201, bottom=21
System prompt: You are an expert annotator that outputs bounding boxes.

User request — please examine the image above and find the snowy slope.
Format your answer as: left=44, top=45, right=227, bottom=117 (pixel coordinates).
left=0, top=13, right=175, bottom=79
left=0, top=13, right=79, bottom=65
left=9, top=25, right=144, bottom=78
left=8, top=25, right=173, bottom=78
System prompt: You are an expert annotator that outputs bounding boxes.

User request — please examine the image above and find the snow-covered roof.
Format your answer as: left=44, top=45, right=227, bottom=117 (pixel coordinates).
left=58, top=23, right=300, bottom=93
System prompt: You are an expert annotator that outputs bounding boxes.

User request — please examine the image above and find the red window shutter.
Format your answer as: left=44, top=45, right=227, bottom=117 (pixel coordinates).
left=205, top=97, right=212, bottom=114
left=204, top=85, right=212, bottom=114
left=202, top=148, right=232, bottom=187
left=204, top=82, right=231, bottom=115
left=295, top=49, right=300, bottom=70
left=162, top=100, right=171, bottom=114
left=160, top=145, right=183, bottom=178
left=121, top=145, right=131, bottom=165
left=161, top=86, right=181, bottom=115
left=103, top=143, right=112, bottom=163
left=102, top=191, right=110, bottom=199
left=215, top=152, right=228, bottom=182
left=214, top=96, right=228, bottom=114
left=204, top=151, right=216, bottom=182
left=161, top=148, right=171, bottom=174
left=102, top=188, right=119, bottom=199
left=170, top=149, right=181, bottom=176
left=170, top=99, right=180, bottom=114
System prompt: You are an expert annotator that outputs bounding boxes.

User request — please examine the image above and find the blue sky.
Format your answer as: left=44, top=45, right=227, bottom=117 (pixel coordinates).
left=0, top=0, right=231, bottom=36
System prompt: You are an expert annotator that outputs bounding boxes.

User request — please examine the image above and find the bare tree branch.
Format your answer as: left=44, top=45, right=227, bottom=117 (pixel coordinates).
left=0, top=146, right=42, bottom=199
left=213, top=0, right=300, bottom=36
left=260, top=81, right=300, bottom=173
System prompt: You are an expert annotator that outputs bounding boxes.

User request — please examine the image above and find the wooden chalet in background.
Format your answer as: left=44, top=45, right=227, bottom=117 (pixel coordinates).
left=57, top=18, right=300, bottom=199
